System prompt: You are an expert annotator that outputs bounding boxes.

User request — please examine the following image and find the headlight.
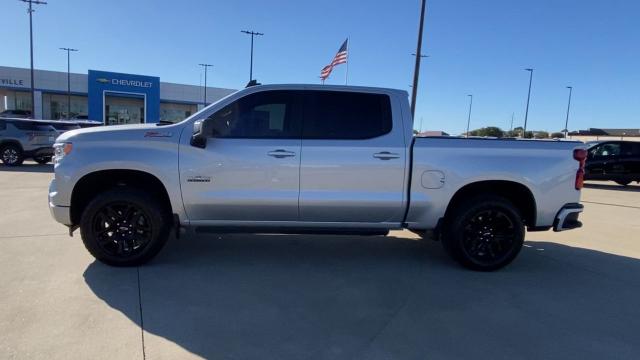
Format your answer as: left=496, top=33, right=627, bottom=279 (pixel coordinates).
left=53, top=142, right=73, bottom=164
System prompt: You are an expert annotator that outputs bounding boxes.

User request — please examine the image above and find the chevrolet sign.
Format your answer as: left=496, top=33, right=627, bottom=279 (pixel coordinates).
left=96, top=77, right=152, bottom=88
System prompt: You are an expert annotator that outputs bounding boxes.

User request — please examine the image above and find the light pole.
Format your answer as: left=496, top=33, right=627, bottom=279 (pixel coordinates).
left=564, top=86, right=573, bottom=138
left=465, top=94, right=473, bottom=138
left=198, top=64, right=213, bottom=106
left=410, top=0, right=428, bottom=121
left=523, top=68, right=534, bottom=138
left=510, top=112, right=514, bottom=132
left=59, top=47, right=78, bottom=119
left=241, top=30, right=264, bottom=83
left=20, top=0, right=47, bottom=118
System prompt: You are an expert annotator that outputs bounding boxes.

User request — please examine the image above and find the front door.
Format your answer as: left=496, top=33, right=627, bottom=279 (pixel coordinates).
left=179, top=90, right=302, bottom=222
left=298, top=90, right=407, bottom=224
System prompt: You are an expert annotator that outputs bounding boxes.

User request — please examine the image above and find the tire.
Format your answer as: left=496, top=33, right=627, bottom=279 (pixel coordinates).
left=34, top=156, right=52, bottom=164
left=442, top=195, right=525, bottom=271
left=1, top=144, right=24, bottom=166
left=79, top=187, right=172, bottom=266
left=615, top=180, right=630, bottom=186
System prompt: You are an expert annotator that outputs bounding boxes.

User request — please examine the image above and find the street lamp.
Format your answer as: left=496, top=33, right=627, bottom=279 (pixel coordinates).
left=522, top=68, right=534, bottom=138
left=59, top=47, right=78, bottom=119
left=19, top=0, right=47, bottom=118
left=564, top=86, right=573, bottom=138
left=198, top=64, right=213, bottom=106
left=241, top=30, right=264, bottom=83
left=410, top=0, right=428, bottom=121
left=465, top=94, right=473, bottom=138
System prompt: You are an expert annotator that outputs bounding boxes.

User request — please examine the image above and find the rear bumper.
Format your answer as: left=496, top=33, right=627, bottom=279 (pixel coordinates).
left=553, top=203, right=583, bottom=232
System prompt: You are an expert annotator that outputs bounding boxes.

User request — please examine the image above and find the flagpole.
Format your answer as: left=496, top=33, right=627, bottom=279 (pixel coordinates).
left=345, top=37, right=349, bottom=85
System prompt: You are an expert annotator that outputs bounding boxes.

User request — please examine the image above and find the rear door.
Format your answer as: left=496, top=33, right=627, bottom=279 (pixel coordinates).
left=298, top=90, right=407, bottom=224
left=179, top=90, right=302, bottom=222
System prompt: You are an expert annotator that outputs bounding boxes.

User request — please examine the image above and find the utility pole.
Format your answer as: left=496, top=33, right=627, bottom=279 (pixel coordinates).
left=241, top=30, right=264, bottom=83
left=59, top=47, right=78, bottom=119
left=465, top=94, right=473, bottom=138
left=20, top=0, right=47, bottom=118
left=523, top=68, right=534, bottom=138
left=564, top=86, right=573, bottom=138
left=510, top=112, right=514, bottom=132
left=198, top=64, right=213, bottom=106
left=410, top=0, right=427, bottom=121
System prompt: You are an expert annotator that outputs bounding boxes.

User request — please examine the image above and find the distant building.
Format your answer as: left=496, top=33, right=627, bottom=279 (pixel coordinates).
left=0, top=66, right=235, bottom=124
left=418, top=130, right=450, bottom=137
left=568, top=128, right=640, bottom=142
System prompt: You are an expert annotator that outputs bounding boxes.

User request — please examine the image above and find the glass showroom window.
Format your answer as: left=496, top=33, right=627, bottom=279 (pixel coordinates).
left=0, top=90, right=32, bottom=112
left=160, top=103, right=198, bottom=123
left=42, top=93, right=88, bottom=120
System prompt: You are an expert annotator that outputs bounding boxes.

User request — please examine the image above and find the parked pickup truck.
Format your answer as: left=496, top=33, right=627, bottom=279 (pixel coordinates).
left=49, top=85, right=586, bottom=271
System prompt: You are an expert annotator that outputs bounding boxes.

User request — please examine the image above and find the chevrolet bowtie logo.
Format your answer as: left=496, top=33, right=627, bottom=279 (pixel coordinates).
left=96, top=78, right=110, bottom=84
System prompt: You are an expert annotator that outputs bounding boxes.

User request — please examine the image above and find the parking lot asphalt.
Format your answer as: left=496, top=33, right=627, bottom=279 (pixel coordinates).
left=1, top=163, right=639, bottom=360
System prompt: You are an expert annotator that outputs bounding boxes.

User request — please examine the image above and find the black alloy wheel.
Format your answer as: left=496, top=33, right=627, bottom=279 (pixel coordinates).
left=442, top=195, right=525, bottom=271
left=80, top=188, right=171, bottom=266
left=91, top=202, right=153, bottom=258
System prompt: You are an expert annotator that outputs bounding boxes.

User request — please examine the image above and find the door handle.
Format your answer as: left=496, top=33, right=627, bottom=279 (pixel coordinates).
left=373, top=151, right=400, bottom=160
left=267, top=149, right=296, bottom=158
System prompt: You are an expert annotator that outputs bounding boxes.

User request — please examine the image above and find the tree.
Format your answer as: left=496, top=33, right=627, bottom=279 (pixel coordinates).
left=468, top=126, right=504, bottom=138
left=551, top=132, right=565, bottom=139
left=534, top=131, right=549, bottom=139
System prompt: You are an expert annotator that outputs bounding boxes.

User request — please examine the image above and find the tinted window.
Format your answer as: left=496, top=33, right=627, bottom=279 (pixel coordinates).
left=9, top=121, right=52, bottom=131
left=591, top=143, right=621, bottom=157
left=621, top=142, right=640, bottom=157
left=302, top=91, right=392, bottom=140
left=206, top=91, right=300, bottom=139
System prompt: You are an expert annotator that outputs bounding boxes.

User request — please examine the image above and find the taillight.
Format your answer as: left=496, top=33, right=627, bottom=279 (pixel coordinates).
left=573, top=148, right=587, bottom=190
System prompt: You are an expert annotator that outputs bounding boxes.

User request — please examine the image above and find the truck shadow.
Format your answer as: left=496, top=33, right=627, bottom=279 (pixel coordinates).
left=83, top=234, right=640, bottom=360
left=0, top=163, right=53, bottom=173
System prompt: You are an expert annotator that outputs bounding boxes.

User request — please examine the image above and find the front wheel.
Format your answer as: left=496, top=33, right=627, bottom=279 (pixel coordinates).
left=442, top=195, right=525, bottom=271
left=615, top=180, right=630, bottom=186
left=79, top=188, right=171, bottom=266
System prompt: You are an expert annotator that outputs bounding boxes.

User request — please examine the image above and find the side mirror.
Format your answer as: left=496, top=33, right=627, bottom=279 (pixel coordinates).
left=190, top=119, right=213, bottom=148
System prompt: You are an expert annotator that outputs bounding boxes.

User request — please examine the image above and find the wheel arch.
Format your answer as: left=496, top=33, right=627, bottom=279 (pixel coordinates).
left=443, top=180, right=537, bottom=228
left=70, top=169, right=173, bottom=225
left=0, top=140, right=24, bottom=151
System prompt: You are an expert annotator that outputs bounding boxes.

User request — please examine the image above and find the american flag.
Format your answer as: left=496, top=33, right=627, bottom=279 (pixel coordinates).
left=320, top=39, right=348, bottom=80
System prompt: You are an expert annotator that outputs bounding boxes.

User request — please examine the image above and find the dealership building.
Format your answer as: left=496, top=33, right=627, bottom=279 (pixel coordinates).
left=0, top=66, right=236, bottom=124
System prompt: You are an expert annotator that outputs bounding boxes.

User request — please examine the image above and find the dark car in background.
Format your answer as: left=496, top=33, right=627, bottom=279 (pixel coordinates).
left=0, top=118, right=80, bottom=166
left=585, top=141, right=640, bottom=186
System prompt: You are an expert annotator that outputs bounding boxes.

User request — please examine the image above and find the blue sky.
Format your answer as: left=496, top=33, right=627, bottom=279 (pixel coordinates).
left=4, top=0, right=639, bottom=134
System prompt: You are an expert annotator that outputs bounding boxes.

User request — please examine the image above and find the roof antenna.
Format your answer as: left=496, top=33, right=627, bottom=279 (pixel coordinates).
left=246, top=79, right=261, bottom=87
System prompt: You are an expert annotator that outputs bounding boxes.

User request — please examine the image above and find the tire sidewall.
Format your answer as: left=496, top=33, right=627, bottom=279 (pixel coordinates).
left=79, top=187, right=171, bottom=266
left=34, top=156, right=52, bottom=164
left=444, top=196, right=525, bottom=271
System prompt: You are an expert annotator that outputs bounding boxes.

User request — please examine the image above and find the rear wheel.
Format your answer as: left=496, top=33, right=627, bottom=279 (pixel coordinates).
left=79, top=188, right=171, bottom=266
left=615, top=180, right=630, bottom=186
left=442, top=195, right=525, bottom=271
left=1, top=144, right=24, bottom=166
left=34, top=156, right=52, bottom=164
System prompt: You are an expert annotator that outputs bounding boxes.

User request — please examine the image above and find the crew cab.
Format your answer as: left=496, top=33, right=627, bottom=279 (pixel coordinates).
left=48, top=85, right=586, bottom=271
left=584, top=140, right=640, bottom=186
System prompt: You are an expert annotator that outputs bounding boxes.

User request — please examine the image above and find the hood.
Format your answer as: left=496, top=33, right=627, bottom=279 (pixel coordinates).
left=56, top=123, right=182, bottom=143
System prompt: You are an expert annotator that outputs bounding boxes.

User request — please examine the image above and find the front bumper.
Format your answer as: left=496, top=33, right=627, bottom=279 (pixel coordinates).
left=48, top=179, right=72, bottom=225
left=553, top=203, right=583, bottom=232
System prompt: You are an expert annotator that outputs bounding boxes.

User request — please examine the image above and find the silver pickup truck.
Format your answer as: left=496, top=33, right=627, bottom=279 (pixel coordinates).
left=49, top=84, right=586, bottom=271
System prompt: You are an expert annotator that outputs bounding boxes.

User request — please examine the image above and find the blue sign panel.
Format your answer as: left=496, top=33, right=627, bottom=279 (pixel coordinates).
left=88, top=70, right=160, bottom=123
